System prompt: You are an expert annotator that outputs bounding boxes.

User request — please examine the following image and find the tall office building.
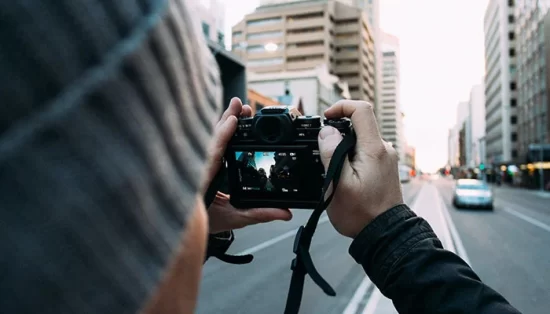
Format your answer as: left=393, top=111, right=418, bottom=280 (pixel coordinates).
left=516, top=0, right=550, bottom=160
left=379, top=32, right=405, bottom=161
left=231, top=0, right=376, bottom=103
left=484, top=0, right=519, bottom=165
left=197, top=0, right=226, bottom=46
left=469, top=83, right=487, bottom=166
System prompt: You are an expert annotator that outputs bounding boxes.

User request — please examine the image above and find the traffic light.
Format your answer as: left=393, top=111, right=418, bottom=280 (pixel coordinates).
left=479, top=163, right=485, bottom=171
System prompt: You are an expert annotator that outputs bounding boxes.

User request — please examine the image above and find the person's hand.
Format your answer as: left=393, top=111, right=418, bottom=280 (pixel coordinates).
left=204, top=97, right=292, bottom=234
left=317, top=100, right=404, bottom=238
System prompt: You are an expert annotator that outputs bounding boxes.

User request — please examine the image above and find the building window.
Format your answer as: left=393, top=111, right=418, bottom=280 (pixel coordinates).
left=508, top=15, right=514, bottom=23
left=511, top=132, right=517, bottom=141
left=511, top=99, right=517, bottom=107
left=247, top=17, right=282, bottom=27
left=247, top=58, right=284, bottom=67
left=202, top=22, right=210, bottom=39
left=508, top=32, right=515, bottom=40
left=246, top=31, right=283, bottom=40
left=508, top=0, right=514, bottom=7
left=217, top=32, right=224, bottom=46
left=511, top=116, right=517, bottom=124
left=512, top=150, right=518, bottom=158
left=510, top=82, right=517, bottom=90
left=509, top=48, right=516, bottom=56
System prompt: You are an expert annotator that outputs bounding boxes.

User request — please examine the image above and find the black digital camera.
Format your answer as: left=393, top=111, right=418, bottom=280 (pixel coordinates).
left=225, top=106, right=353, bottom=209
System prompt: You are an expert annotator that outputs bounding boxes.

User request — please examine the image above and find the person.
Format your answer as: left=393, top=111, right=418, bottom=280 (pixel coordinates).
left=0, top=1, right=522, bottom=314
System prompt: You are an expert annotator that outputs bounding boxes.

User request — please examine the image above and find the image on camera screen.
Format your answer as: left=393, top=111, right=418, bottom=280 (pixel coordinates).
left=235, top=151, right=299, bottom=193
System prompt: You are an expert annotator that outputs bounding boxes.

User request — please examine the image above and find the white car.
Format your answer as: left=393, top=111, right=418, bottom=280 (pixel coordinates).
left=452, top=179, right=494, bottom=210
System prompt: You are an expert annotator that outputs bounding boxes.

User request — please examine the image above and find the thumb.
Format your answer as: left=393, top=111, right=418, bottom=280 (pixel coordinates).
left=318, top=126, right=343, bottom=171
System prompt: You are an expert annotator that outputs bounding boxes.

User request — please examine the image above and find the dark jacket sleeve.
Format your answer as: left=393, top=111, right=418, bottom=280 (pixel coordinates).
left=349, top=205, right=522, bottom=314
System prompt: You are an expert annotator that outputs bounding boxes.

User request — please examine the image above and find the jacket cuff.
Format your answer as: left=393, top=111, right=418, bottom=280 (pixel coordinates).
left=349, top=204, right=437, bottom=286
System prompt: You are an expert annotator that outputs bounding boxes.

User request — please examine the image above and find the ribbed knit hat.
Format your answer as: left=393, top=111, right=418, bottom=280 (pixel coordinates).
left=0, top=0, right=222, bottom=313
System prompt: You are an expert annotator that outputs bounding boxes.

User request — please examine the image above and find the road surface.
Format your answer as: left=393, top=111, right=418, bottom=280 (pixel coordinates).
left=197, top=177, right=550, bottom=314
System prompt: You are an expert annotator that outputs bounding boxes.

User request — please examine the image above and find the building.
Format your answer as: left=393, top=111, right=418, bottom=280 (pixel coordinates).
left=231, top=0, right=376, bottom=103
left=198, top=0, right=226, bottom=46
left=469, top=83, right=487, bottom=166
left=247, top=64, right=350, bottom=115
left=456, top=101, right=472, bottom=166
left=483, top=0, right=519, bottom=166
left=516, top=0, right=550, bottom=163
left=379, top=32, right=406, bottom=160
left=404, top=145, right=416, bottom=170
left=448, top=128, right=458, bottom=166
left=195, top=0, right=247, bottom=108
left=247, top=89, right=282, bottom=114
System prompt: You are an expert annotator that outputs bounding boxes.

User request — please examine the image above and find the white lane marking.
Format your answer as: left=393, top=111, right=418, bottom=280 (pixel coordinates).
left=342, top=277, right=373, bottom=314
left=437, top=187, right=471, bottom=265
left=236, top=216, right=330, bottom=256
left=502, top=207, right=550, bottom=233
left=361, top=288, right=382, bottom=314
left=343, top=184, right=427, bottom=314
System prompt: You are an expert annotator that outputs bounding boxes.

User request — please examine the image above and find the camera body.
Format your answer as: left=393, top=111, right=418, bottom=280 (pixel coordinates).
left=225, top=106, right=353, bottom=209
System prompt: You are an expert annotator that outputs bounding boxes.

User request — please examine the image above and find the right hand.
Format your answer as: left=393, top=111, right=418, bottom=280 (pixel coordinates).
left=318, top=100, right=404, bottom=238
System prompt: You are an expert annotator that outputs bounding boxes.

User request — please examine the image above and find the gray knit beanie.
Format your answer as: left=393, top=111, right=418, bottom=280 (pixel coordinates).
left=0, top=0, right=222, bottom=313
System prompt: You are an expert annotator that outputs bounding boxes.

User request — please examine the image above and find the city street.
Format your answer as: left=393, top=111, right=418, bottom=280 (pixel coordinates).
left=197, top=178, right=550, bottom=314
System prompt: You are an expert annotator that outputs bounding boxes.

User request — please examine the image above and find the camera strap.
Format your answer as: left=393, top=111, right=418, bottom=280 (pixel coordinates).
left=204, top=165, right=254, bottom=265
left=284, top=131, right=356, bottom=314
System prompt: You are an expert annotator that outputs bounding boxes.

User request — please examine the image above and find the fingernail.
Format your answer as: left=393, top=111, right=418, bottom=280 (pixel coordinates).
left=319, top=126, right=337, bottom=139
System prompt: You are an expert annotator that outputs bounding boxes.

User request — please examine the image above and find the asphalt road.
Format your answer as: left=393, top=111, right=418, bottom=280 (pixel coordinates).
left=197, top=180, right=423, bottom=314
left=435, top=179, right=550, bottom=314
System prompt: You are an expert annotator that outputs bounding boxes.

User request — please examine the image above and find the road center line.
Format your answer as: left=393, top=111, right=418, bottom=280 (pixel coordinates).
left=502, top=207, right=550, bottom=233
left=236, top=216, right=330, bottom=256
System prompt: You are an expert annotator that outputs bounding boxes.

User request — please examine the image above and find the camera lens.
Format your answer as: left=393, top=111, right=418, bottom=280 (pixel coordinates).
left=255, top=116, right=283, bottom=143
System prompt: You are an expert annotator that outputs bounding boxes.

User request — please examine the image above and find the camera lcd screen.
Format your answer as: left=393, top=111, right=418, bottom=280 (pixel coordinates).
left=228, top=148, right=325, bottom=207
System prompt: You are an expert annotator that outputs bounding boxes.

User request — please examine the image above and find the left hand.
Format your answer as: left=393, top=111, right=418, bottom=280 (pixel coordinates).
left=204, top=97, right=292, bottom=234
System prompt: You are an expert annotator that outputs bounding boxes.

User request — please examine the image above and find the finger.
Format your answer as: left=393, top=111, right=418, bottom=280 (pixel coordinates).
left=243, top=208, right=293, bottom=222
left=213, top=115, right=238, bottom=157
left=324, top=100, right=382, bottom=145
left=241, top=105, right=253, bottom=117
left=318, top=126, right=343, bottom=172
left=217, top=97, right=243, bottom=128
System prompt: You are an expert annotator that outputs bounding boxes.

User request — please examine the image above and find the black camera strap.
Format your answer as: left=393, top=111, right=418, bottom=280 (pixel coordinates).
left=204, top=165, right=254, bottom=265
left=204, top=130, right=356, bottom=313
left=283, top=131, right=356, bottom=314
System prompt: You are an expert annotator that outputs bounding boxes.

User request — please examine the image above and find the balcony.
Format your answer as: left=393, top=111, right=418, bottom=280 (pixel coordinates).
left=246, top=21, right=285, bottom=33
left=286, top=17, right=326, bottom=30
left=286, top=59, right=324, bottom=71
left=286, top=31, right=325, bottom=43
left=245, top=36, right=284, bottom=47
left=335, top=23, right=359, bottom=33
left=335, top=50, right=358, bottom=60
left=247, top=50, right=285, bottom=60
left=286, top=45, right=326, bottom=57
left=335, top=63, right=360, bottom=73
left=335, top=36, right=359, bottom=46
left=248, top=64, right=284, bottom=73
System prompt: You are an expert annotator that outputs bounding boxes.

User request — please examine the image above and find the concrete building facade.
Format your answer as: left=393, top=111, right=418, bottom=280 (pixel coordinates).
left=198, top=0, right=226, bottom=46
left=516, top=0, right=550, bottom=162
left=484, top=0, right=519, bottom=165
left=379, top=32, right=405, bottom=161
left=231, top=0, right=375, bottom=103
left=469, top=83, right=487, bottom=166
left=247, top=65, right=350, bottom=115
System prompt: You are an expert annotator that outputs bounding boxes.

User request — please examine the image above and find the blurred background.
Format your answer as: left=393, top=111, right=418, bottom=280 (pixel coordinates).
left=196, top=1, right=550, bottom=313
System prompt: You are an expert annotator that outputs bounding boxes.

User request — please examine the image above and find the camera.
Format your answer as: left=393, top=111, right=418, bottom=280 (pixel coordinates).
left=225, top=106, right=353, bottom=209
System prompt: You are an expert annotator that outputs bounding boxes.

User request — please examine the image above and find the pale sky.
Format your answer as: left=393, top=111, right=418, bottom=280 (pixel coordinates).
left=218, top=0, right=489, bottom=173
